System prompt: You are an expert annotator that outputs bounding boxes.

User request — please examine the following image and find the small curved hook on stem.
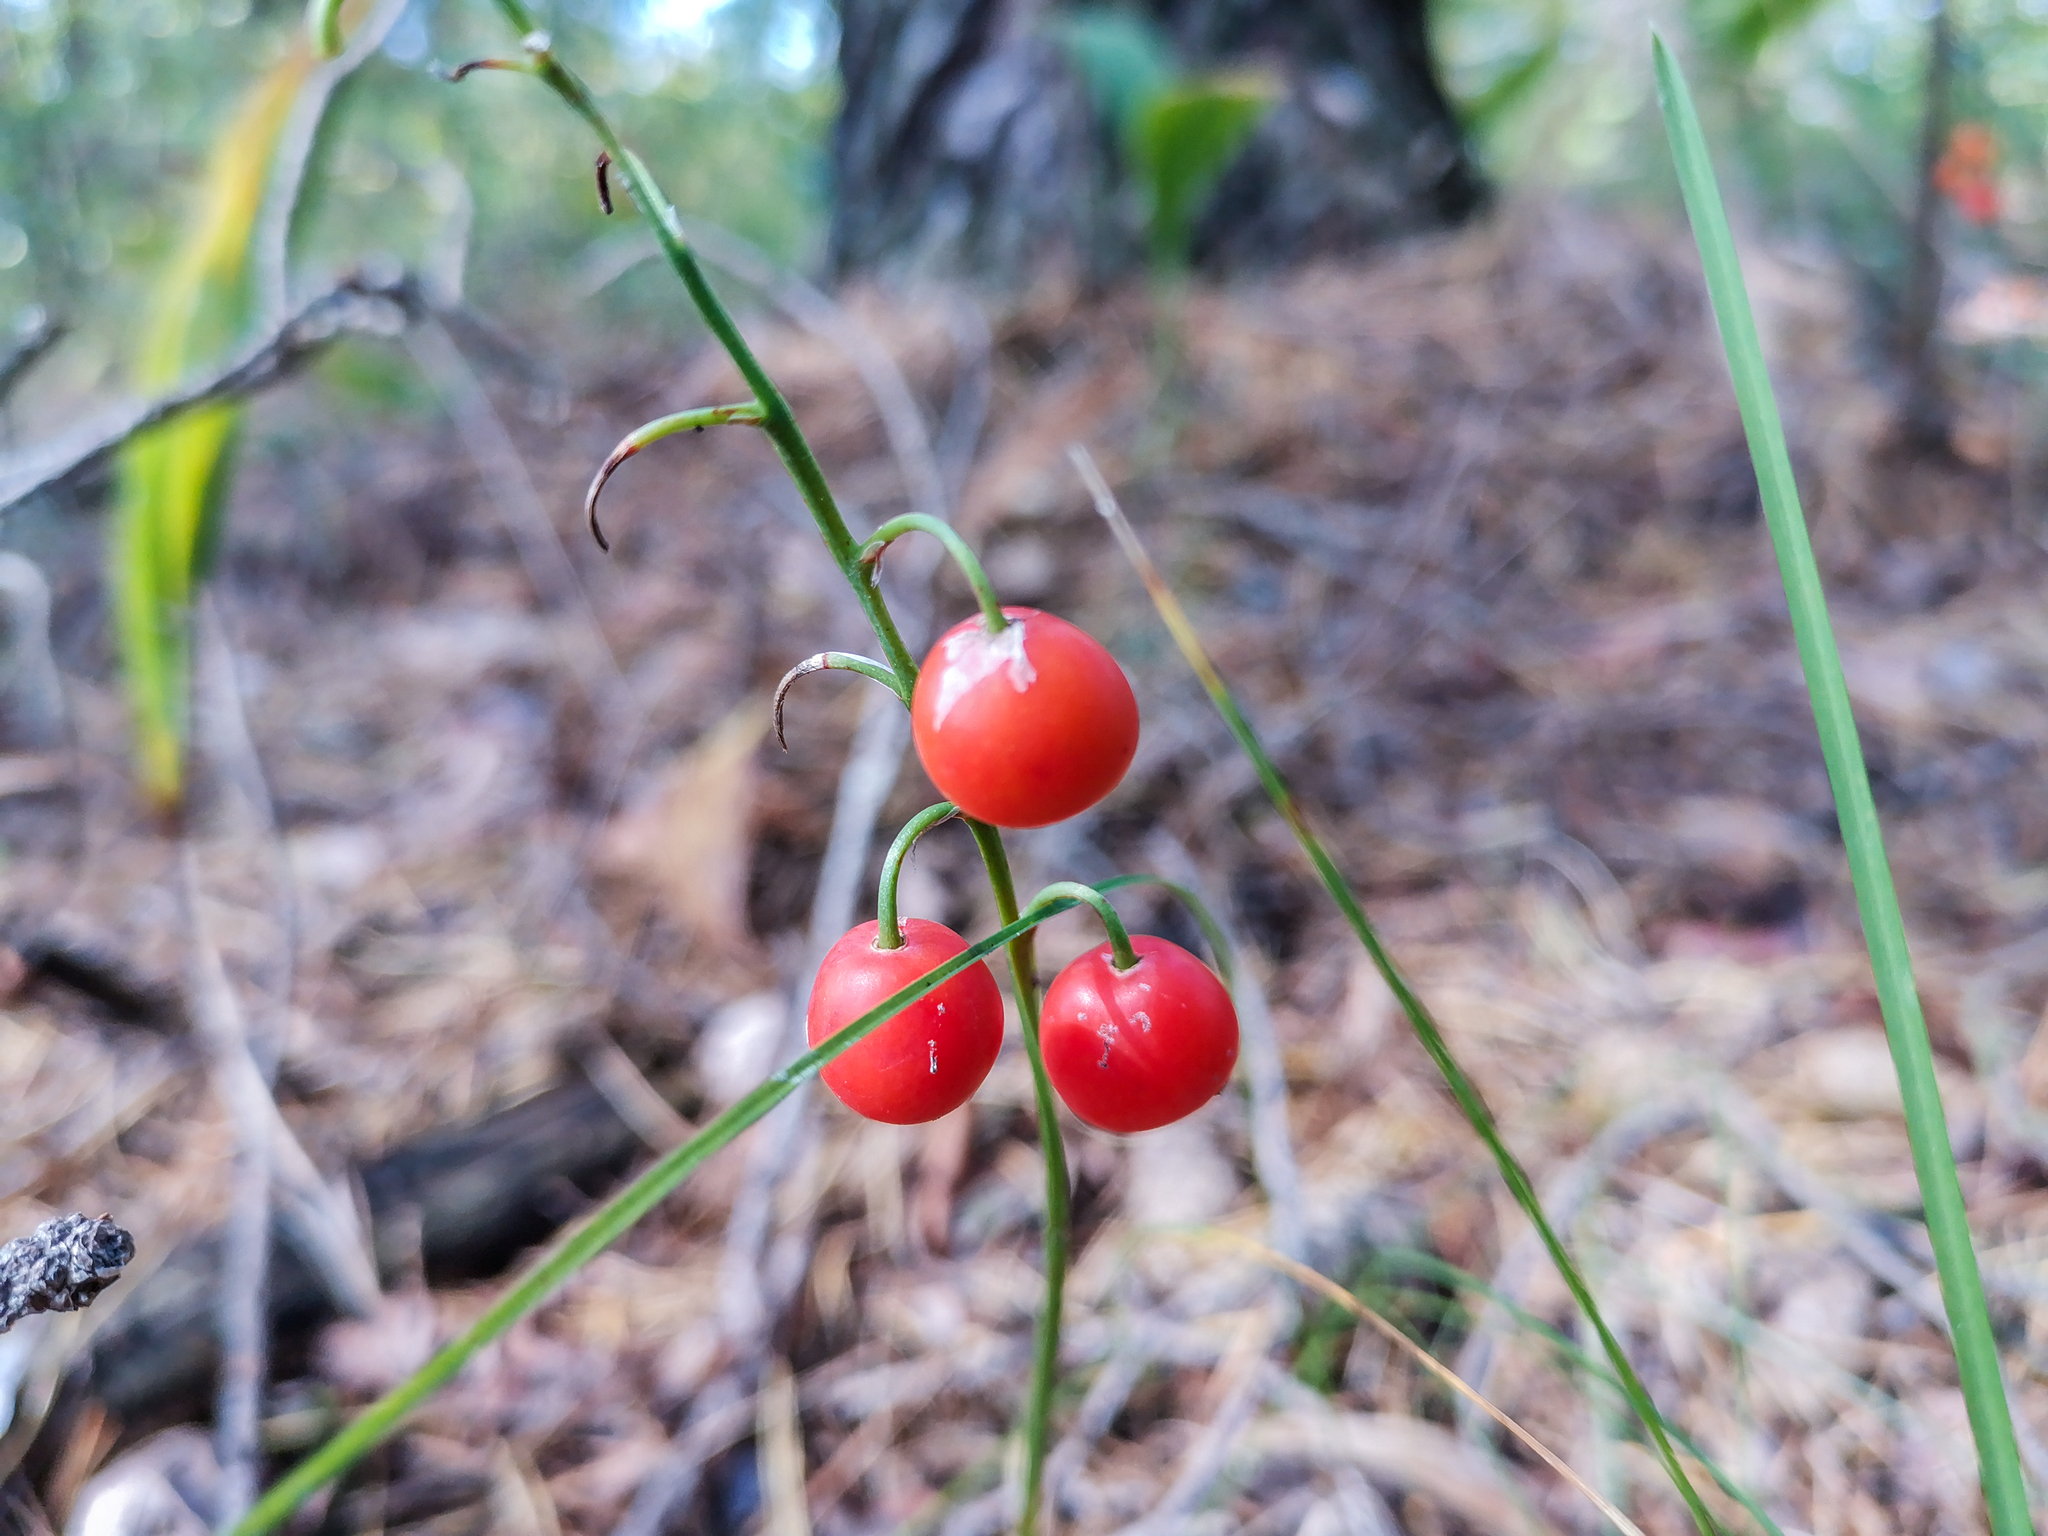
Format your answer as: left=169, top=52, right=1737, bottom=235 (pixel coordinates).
left=584, top=401, right=766, bottom=551
left=594, top=152, right=613, bottom=215
left=772, top=653, right=908, bottom=749
left=875, top=803, right=960, bottom=949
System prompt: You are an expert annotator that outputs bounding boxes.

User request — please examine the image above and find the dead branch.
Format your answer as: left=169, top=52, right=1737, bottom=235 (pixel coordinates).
left=0, top=1216, right=135, bottom=1337
left=0, top=272, right=420, bottom=517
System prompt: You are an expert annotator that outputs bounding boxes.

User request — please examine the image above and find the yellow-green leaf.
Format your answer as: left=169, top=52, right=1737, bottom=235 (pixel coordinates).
left=114, top=49, right=308, bottom=813
left=1131, top=72, right=1278, bottom=269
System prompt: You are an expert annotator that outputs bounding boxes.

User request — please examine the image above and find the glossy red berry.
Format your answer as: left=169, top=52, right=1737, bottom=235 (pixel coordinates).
left=1040, top=935, right=1238, bottom=1134
left=910, top=607, right=1139, bottom=829
left=807, top=918, right=1005, bottom=1125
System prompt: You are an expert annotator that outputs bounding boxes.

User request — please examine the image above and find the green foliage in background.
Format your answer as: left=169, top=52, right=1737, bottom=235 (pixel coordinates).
left=0, top=1, right=836, bottom=392
left=1054, top=8, right=1276, bottom=271
left=1429, top=0, right=2048, bottom=300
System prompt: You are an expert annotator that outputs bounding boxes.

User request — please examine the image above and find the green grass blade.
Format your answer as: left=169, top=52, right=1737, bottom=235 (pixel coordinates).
left=114, top=53, right=308, bottom=813
left=1365, top=1248, right=1786, bottom=1536
left=1652, top=37, right=2032, bottom=1535
left=228, top=888, right=1117, bottom=1536
left=1069, top=447, right=1723, bottom=1532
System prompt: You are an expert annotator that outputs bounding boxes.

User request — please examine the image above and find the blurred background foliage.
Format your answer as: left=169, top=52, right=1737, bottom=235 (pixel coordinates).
left=0, top=0, right=839, bottom=403
left=0, top=0, right=2042, bottom=403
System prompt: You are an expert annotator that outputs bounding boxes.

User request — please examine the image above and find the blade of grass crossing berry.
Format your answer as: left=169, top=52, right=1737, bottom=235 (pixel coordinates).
left=228, top=893, right=1116, bottom=1536
left=1652, top=39, right=2031, bottom=1535
left=1068, top=446, right=1723, bottom=1534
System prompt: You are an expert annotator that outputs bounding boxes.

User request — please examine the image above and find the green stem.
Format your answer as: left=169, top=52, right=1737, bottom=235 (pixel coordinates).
left=967, top=819, right=1067, bottom=1536
left=875, top=802, right=959, bottom=949
left=860, top=513, right=1008, bottom=633
left=489, top=0, right=919, bottom=690
left=1073, top=449, right=1725, bottom=1534
left=1654, top=37, right=2031, bottom=1535
left=1024, top=880, right=1139, bottom=972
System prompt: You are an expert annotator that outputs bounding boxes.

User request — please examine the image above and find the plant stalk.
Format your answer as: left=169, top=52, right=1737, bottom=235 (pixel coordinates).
left=969, top=818, right=1069, bottom=1536
left=875, top=802, right=960, bottom=949
left=1654, top=36, right=2031, bottom=1534
left=1025, top=880, right=1139, bottom=971
left=227, top=898, right=1098, bottom=1536
left=456, top=19, right=1073, bottom=1534
left=488, top=0, right=920, bottom=688
left=1072, top=447, right=1725, bottom=1533
left=861, top=513, right=1009, bottom=633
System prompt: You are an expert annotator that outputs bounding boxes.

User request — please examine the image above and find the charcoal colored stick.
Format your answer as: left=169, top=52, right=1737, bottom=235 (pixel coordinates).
left=79, top=1078, right=641, bottom=1429
left=0, top=1215, right=136, bottom=1335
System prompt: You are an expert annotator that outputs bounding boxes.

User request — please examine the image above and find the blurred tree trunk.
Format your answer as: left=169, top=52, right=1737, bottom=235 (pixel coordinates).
left=829, top=0, right=1485, bottom=289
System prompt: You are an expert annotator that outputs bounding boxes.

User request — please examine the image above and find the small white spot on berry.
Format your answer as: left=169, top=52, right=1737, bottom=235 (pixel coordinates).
left=929, top=1040, right=938, bottom=1073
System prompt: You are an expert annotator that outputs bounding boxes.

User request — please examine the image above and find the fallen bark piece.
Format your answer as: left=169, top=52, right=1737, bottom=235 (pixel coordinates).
left=0, top=1215, right=136, bottom=1335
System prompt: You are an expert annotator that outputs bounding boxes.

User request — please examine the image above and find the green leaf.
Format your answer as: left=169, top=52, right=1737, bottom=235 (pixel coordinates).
left=1132, top=73, right=1277, bottom=268
left=1697, top=0, right=1829, bottom=61
left=1051, top=7, right=1175, bottom=146
left=1459, top=30, right=1563, bottom=136
left=1653, top=34, right=2034, bottom=1536
left=112, top=50, right=307, bottom=812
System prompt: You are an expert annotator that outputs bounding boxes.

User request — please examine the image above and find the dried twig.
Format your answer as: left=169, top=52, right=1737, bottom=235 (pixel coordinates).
left=0, top=272, right=419, bottom=517
left=181, top=845, right=273, bottom=1528
left=251, top=0, right=414, bottom=325
left=0, top=1216, right=134, bottom=1336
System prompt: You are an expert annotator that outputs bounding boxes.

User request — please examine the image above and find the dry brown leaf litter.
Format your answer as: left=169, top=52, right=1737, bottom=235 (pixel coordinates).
left=3, top=200, right=2048, bottom=1533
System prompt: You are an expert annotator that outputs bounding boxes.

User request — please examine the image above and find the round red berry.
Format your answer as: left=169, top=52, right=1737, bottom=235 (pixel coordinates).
left=807, top=918, right=1005, bottom=1124
left=910, top=607, right=1139, bottom=829
left=1040, top=935, right=1238, bottom=1134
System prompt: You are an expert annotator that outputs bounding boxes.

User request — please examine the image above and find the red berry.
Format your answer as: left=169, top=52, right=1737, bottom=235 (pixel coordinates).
left=910, top=607, right=1139, bottom=829
left=1040, top=935, right=1238, bottom=1134
left=807, top=918, right=1005, bottom=1124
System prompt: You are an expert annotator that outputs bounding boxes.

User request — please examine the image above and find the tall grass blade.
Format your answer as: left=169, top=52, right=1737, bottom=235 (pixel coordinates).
left=114, top=52, right=307, bottom=813
left=1367, top=1247, right=1786, bottom=1536
left=1652, top=35, right=2032, bottom=1534
left=1206, top=1230, right=1650, bottom=1536
left=1068, top=446, right=1724, bottom=1533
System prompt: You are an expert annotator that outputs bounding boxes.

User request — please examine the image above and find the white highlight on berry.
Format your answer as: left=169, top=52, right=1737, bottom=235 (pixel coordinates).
left=926, top=616, right=1037, bottom=729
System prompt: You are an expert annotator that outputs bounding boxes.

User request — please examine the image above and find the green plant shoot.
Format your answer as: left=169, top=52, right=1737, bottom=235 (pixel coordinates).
left=1654, top=34, right=2033, bottom=1536
left=113, top=51, right=307, bottom=813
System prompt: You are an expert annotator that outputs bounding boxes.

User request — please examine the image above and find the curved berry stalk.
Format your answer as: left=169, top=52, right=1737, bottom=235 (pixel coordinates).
left=860, top=512, right=1009, bottom=633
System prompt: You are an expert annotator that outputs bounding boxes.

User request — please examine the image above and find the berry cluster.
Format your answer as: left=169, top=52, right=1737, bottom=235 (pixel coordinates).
left=802, top=605, right=1240, bottom=1135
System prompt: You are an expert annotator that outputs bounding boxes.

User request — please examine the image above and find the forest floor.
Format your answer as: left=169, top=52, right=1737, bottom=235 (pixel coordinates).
left=6, top=199, right=2048, bottom=1536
